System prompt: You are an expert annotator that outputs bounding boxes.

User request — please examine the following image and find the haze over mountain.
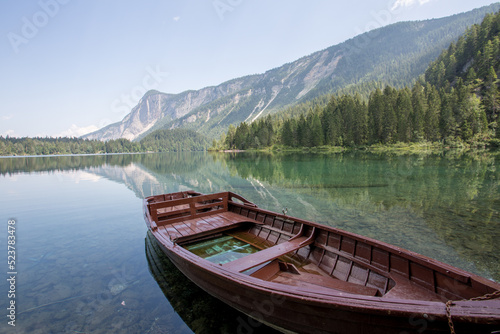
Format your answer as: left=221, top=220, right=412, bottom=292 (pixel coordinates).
left=82, top=4, right=500, bottom=142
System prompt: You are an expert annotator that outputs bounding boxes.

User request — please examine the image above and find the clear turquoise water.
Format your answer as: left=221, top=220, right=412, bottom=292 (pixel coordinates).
left=0, top=151, right=498, bottom=333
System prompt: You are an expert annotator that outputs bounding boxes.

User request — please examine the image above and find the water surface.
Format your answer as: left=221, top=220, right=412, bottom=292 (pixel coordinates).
left=0, top=151, right=498, bottom=333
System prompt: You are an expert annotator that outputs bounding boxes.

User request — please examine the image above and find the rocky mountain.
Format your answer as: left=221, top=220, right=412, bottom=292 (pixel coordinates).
left=83, top=4, right=500, bottom=142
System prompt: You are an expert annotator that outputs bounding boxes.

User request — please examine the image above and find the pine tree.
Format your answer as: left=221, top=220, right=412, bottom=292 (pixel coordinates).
left=464, top=25, right=479, bottom=62
left=425, top=84, right=441, bottom=142
left=411, top=82, right=427, bottom=142
left=281, top=119, right=295, bottom=147
left=439, top=89, right=457, bottom=140
left=446, top=55, right=458, bottom=82
left=368, top=88, right=384, bottom=143
left=225, top=124, right=237, bottom=149
left=436, top=61, right=447, bottom=86
left=382, top=86, right=397, bottom=143
left=310, top=113, right=324, bottom=146
left=234, top=122, right=249, bottom=149
left=352, top=94, right=368, bottom=145
left=395, top=87, right=413, bottom=142
left=483, top=66, right=499, bottom=123
left=453, top=78, right=472, bottom=137
left=466, top=67, right=481, bottom=87
left=322, top=96, right=338, bottom=145
left=296, top=114, right=309, bottom=147
left=337, top=95, right=355, bottom=146
left=454, top=35, right=467, bottom=67
left=479, top=13, right=494, bottom=46
left=480, top=40, right=495, bottom=78
left=461, top=95, right=487, bottom=141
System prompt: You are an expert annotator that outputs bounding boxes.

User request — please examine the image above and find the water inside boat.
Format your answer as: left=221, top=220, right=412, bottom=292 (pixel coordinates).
left=184, top=235, right=260, bottom=265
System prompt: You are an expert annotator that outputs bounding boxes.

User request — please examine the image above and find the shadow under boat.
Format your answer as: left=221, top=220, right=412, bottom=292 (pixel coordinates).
left=145, top=231, right=280, bottom=334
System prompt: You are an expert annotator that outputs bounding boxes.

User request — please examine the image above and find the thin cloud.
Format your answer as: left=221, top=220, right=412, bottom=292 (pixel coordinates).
left=58, top=124, right=99, bottom=138
left=2, top=115, right=14, bottom=121
left=173, top=16, right=181, bottom=22
left=391, top=0, right=432, bottom=11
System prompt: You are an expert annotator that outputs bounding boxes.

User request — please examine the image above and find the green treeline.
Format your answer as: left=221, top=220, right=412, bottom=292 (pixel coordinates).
left=0, top=137, right=143, bottom=156
left=140, top=129, right=209, bottom=152
left=218, top=82, right=496, bottom=150
left=214, top=11, right=500, bottom=151
left=0, top=129, right=208, bottom=156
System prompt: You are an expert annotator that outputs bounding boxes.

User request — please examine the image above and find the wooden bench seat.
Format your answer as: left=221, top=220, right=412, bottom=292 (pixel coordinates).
left=160, top=212, right=263, bottom=243
left=223, top=236, right=313, bottom=273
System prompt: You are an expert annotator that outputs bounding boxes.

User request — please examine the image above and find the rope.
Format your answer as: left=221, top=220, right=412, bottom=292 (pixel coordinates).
left=446, top=290, right=500, bottom=334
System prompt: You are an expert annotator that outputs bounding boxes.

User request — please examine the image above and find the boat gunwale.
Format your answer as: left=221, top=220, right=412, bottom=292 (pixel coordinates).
left=153, top=229, right=500, bottom=323
left=145, top=192, right=485, bottom=286
left=143, top=191, right=500, bottom=323
left=228, top=199, right=480, bottom=284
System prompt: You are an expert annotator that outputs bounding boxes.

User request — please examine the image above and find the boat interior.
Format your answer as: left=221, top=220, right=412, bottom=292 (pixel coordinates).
left=145, top=191, right=495, bottom=302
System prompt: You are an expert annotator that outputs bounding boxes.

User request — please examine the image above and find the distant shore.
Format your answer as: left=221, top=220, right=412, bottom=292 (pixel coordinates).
left=210, top=142, right=500, bottom=154
left=0, top=152, right=155, bottom=159
left=2, top=142, right=498, bottom=158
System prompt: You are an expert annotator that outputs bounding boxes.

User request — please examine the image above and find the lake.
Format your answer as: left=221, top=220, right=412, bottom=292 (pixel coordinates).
left=0, top=151, right=499, bottom=333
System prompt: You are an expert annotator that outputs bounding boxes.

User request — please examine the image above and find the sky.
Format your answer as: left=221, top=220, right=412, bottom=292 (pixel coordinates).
left=1, top=0, right=499, bottom=138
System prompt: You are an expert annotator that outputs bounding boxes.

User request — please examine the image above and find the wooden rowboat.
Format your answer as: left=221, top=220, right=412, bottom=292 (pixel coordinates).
left=143, top=191, right=500, bottom=334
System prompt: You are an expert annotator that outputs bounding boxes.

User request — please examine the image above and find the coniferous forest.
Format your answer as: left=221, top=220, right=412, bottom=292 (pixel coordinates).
left=0, top=129, right=208, bottom=156
left=214, top=11, right=500, bottom=151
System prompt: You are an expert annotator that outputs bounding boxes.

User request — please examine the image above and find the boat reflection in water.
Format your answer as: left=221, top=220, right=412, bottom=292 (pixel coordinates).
left=145, top=231, right=279, bottom=334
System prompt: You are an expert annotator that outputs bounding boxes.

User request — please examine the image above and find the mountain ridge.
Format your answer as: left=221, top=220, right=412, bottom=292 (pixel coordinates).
left=82, top=3, right=500, bottom=142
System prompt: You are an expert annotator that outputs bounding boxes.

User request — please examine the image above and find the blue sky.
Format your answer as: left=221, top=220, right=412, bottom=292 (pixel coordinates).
left=1, top=0, right=499, bottom=138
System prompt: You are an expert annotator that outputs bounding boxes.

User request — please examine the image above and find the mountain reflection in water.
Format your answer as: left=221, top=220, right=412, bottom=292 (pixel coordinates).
left=3, top=151, right=498, bottom=282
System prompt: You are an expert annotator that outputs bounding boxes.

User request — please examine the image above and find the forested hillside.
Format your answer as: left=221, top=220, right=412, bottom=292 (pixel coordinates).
left=425, top=11, right=500, bottom=129
left=304, top=6, right=500, bottom=99
left=140, top=129, right=209, bottom=152
left=213, top=11, right=500, bottom=150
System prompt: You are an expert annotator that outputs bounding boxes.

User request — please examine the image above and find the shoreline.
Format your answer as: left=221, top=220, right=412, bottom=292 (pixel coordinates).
left=210, top=142, right=499, bottom=154
left=0, top=151, right=156, bottom=159
left=2, top=143, right=498, bottom=158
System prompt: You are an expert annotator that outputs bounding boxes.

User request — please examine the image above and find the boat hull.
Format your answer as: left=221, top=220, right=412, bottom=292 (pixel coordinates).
left=156, top=237, right=497, bottom=334
left=144, top=191, right=500, bottom=334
